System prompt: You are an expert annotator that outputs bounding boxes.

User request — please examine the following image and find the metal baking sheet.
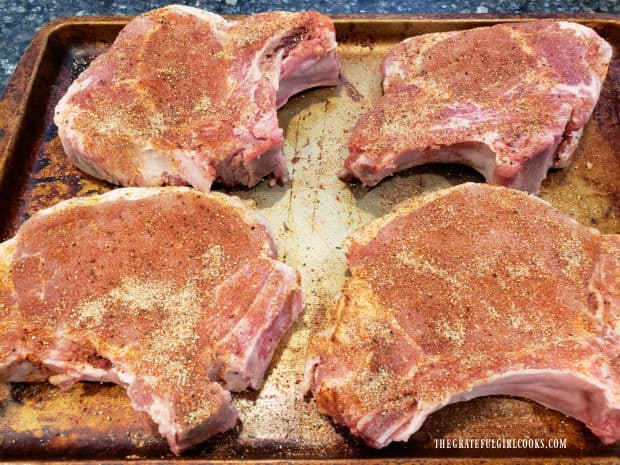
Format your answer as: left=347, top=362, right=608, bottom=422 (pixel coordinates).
left=0, top=14, right=618, bottom=463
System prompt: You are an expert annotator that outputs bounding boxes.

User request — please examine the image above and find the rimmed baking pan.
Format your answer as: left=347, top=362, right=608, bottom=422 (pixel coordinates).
left=0, top=13, right=618, bottom=463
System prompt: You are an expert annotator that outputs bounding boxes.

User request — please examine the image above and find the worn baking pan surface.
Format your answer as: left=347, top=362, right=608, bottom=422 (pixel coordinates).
left=0, top=14, right=619, bottom=463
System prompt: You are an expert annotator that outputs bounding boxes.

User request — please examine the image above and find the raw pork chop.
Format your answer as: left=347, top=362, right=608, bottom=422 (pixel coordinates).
left=340, top=22, right=612, bottom=194
left=305, top=183, right=620, bottom=447
left=54, top=5, right=340, bottom=191
left=0, top=187, right=303, bottom=454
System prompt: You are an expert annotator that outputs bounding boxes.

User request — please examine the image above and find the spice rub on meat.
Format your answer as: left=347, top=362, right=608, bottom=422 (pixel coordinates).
left=305, top=183, right=620, bottom=448
left=0, top=187, right=303, bottom=455
left=340, top=22, right=612, bottom=194
left=54, top=5, right=340, bottom=191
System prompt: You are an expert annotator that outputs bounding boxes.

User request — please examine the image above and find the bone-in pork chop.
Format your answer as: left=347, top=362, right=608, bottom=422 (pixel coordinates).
left=305, top=183, right=620, bottom=447
left=0, top=187, right=303, bottom=454
left=340, top=22, right=612, bottom=193
left=54, top=5, right=340, bottom=191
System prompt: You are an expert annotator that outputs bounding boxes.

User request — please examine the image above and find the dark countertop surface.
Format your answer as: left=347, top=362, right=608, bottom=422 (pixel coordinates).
left=0, top=0, right=617, bottom=92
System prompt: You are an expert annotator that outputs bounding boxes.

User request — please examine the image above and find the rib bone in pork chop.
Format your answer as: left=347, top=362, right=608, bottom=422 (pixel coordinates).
left=0, top=187, right=303, bottom=454
left=305, top=183, right=620, bottom=447
left=54, top=5, right=340, bottom=191
left=340, top=22, right=612, bottom=194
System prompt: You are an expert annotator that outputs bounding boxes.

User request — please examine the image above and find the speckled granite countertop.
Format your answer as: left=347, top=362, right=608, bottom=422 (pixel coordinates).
left=0, top=0, right=617, bottom=92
